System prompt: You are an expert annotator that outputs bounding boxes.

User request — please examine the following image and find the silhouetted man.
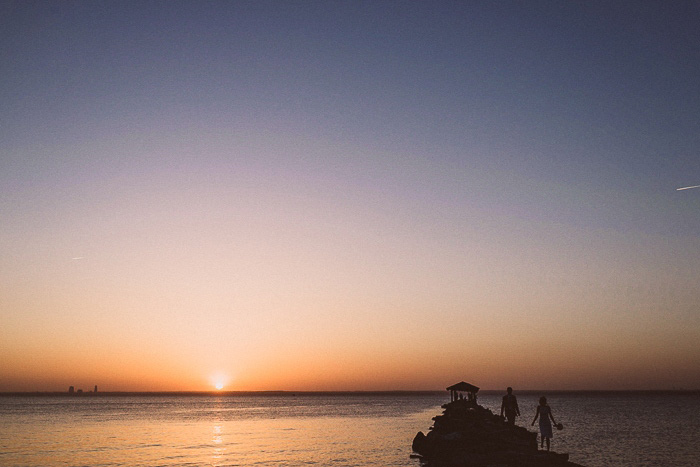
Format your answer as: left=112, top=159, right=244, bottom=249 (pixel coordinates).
left=500, top=387, right=520, bottom=425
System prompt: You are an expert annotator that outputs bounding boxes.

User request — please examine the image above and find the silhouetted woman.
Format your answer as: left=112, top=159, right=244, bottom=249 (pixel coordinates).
left=531, top=396, right=557, bottom=451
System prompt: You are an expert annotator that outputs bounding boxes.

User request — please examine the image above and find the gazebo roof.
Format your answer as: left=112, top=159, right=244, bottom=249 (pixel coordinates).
left=446, top=381, right=480, bottom=393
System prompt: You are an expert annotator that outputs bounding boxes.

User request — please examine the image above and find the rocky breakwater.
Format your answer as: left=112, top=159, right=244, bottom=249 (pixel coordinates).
left=411, top=399, right=585, bottom=466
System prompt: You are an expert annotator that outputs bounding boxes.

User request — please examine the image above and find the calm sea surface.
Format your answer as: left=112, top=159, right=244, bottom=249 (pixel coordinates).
left=1, top=392, right=698, bottom=466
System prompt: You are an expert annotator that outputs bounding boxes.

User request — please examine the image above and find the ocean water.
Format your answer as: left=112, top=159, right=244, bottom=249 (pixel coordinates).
left=0, top=392, right=698, bottom=466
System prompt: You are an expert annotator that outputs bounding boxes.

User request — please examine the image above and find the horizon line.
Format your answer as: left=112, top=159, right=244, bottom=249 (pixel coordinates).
left=2, top=388, right=698, bottom=396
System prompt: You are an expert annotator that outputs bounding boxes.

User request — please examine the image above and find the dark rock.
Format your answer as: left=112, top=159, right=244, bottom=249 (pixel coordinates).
left=412, top=431, right=427, bottom=454
left=411, top=399, right=585, bottom=467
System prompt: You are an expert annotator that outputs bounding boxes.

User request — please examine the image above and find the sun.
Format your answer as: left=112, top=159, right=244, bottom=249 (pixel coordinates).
left=210, top=372, right=230, bottom=391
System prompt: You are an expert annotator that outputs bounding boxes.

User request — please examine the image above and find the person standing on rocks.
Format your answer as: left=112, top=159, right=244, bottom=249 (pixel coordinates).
left=500, top=387, right=520, bottom=425
left=531, top=396, right=557, bottom=451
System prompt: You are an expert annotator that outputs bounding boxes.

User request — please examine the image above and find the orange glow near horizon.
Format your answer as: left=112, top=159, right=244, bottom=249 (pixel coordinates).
left=2, top=277, right=700, bottom=393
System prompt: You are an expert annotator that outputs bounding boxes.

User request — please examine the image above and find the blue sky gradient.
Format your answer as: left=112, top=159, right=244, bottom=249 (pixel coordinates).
left=1, top=1, right=699, bottom=391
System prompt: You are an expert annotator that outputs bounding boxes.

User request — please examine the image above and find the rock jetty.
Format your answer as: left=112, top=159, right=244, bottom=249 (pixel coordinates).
left=411, top=399, right=585, bottom=466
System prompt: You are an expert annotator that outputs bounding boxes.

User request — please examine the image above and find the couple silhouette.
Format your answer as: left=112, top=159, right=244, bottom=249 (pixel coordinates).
left=500, top=387, right=561, bottom=451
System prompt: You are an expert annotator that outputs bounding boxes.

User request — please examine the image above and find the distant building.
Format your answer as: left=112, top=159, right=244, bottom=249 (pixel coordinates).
left=94, top=385, right=98, bottom=393
left=77, top=389, right=83, bottom=394
left=68, top=386, right=74, bottom=394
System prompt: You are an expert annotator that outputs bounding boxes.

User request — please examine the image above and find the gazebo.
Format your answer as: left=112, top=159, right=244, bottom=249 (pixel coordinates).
left=446, top=381, right=480, bottom=403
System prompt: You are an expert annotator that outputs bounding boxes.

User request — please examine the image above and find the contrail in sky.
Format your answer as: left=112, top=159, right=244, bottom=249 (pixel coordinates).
left=676, top=185, right=700, bottom=191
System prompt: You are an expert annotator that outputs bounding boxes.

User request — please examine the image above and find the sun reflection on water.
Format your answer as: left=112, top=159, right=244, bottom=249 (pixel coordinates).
left=212, top=424, right=224, bottom=461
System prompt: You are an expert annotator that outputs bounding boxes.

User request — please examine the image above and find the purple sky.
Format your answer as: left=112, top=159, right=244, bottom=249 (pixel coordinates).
left=1, top=1, right=699, bottom=391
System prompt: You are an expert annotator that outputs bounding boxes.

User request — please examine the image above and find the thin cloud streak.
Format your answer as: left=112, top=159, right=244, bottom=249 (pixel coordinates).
left=676, top=185, right=700, bottom=191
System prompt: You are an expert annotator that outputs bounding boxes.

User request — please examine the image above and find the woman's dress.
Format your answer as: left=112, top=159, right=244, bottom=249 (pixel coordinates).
left=538, top=405, right=553, bottom=438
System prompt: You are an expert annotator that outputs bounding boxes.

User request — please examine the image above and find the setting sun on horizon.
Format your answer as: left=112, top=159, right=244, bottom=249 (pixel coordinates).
left=211, top=373, right=230, bottom=392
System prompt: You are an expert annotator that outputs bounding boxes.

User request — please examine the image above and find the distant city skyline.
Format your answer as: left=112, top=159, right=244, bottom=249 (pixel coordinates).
left=2, top=1, right=699, bottom=392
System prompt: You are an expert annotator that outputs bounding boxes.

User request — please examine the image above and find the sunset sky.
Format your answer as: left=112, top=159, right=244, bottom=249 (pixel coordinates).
left=2, top=1, right=699, bottom=392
